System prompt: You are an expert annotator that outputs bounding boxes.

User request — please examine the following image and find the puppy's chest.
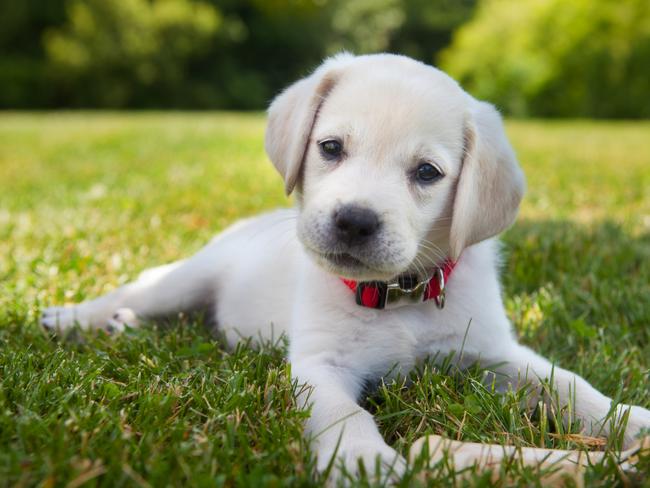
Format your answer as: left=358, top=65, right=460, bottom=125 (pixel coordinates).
left=346, top=304, right=462, bottom=369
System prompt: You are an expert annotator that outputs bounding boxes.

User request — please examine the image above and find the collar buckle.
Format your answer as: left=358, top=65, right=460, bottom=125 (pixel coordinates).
left=383, top=267, right=446, bottom=310
left=383, top=274, right=427, bottom=310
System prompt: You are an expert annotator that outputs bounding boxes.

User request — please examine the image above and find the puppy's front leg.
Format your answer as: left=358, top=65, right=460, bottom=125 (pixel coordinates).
left=495, top=344, right=650, bottom=447
left=41, top=251, right=215, bottom=332
left=292, top=358, right=405, bottom=480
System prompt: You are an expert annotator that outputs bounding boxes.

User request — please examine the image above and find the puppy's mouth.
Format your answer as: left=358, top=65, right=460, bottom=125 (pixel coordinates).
left=305, top=246, right=371, bottom=275
left=325, top=252, right=365, bottom=268
left=308, top=247, right=403, bottom=281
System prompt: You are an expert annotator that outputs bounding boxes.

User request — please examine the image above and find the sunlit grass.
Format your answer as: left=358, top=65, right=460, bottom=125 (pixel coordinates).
left=1, top=113, right=649, bottom=486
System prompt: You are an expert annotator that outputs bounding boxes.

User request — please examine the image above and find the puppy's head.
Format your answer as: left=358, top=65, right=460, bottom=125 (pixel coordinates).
left=266, top=53, right=525, bottom=281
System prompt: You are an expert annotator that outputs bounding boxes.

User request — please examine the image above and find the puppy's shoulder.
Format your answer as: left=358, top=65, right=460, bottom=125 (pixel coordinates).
left=455, top=238, right=502, bottom=278
left=445, top=238, right=506, bottom=308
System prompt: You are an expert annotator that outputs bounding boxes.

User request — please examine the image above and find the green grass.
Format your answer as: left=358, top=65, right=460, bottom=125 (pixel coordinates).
left=1, top=113, right=649, bottom=487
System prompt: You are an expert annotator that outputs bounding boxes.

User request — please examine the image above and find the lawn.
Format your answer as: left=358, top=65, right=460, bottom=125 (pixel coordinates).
left=1, top=113, right=649, bottom=487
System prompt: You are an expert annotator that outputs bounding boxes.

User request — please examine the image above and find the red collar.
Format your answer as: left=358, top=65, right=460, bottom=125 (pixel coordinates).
left=341, top=259, right=456, bottom=310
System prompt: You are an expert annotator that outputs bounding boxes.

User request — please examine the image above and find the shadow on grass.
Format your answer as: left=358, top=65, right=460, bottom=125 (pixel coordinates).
left=502, top=218, right=649, bottom=296
left=500, top=218, right=649, bottom=345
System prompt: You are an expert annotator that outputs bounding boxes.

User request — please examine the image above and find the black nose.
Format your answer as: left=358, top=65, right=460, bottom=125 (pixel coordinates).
left=333, top=205, right=380, bottom=245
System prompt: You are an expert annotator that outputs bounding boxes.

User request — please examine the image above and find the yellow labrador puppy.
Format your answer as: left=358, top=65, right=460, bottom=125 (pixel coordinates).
left=42, top=53, right=650, bottom=479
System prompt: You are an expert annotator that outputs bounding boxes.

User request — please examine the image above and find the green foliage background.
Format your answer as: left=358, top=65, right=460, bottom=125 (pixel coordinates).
left=0, top=0, right=474, bottom=110
left=441, top=0, right=650, bottom=118
left=0, top=0, right=648, bottom=115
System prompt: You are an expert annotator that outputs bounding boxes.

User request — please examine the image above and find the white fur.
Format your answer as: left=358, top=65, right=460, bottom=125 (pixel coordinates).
left=41, top=54, right=650, bottom=481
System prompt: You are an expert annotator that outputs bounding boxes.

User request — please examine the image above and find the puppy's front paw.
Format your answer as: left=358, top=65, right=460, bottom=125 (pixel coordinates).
left=319, top=439, right=406, bottom=484
left=620, top=404, right=650, bottom=447
left=40, top=304, right=137, bottom=334
left=41, top=305, right=90, bottom=331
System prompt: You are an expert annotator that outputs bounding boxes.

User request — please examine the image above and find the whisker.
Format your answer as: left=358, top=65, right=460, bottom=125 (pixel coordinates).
left=418, top=240, right=447, bottom=263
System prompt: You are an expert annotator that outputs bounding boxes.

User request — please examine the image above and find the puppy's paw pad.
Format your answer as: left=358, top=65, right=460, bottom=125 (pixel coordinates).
left=105, top=308, right=139, bottom=333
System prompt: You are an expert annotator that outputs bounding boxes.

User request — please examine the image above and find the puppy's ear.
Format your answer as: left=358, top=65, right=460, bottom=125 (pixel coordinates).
left=265, top=59, right=346, bottom=195
left=449, top=100, right=525, bottom=259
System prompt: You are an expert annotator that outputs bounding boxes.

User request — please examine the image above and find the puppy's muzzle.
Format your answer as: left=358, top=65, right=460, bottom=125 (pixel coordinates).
left=333, top=204, right=380, bottom=247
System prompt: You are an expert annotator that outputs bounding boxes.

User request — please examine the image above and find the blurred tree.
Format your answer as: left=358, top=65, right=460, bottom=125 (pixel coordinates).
left=387, top=0, right=475, bottom=63
left=201, top=0, right=475, bottom=108
left=0, top=0, right=475, bottom=108
left=194, top=0, right=334, bottom=108
left=329, top=0, right=405, bottom=53
left=441, top=0, right=650, bottom=118
left=44, top=0, right=220, bottom=107
left=0, top=0, right=66, bottom=107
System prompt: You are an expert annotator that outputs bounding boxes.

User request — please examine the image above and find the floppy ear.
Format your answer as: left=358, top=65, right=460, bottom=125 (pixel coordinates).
left=265, top=59, right=347, bottom=195
left=449, top=100, right=526, bottom=259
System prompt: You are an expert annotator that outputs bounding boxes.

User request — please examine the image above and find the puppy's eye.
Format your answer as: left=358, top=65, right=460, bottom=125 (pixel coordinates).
left=415, top=162, right=443, bottom=183
left=319, top=139, right=343, bottom=159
